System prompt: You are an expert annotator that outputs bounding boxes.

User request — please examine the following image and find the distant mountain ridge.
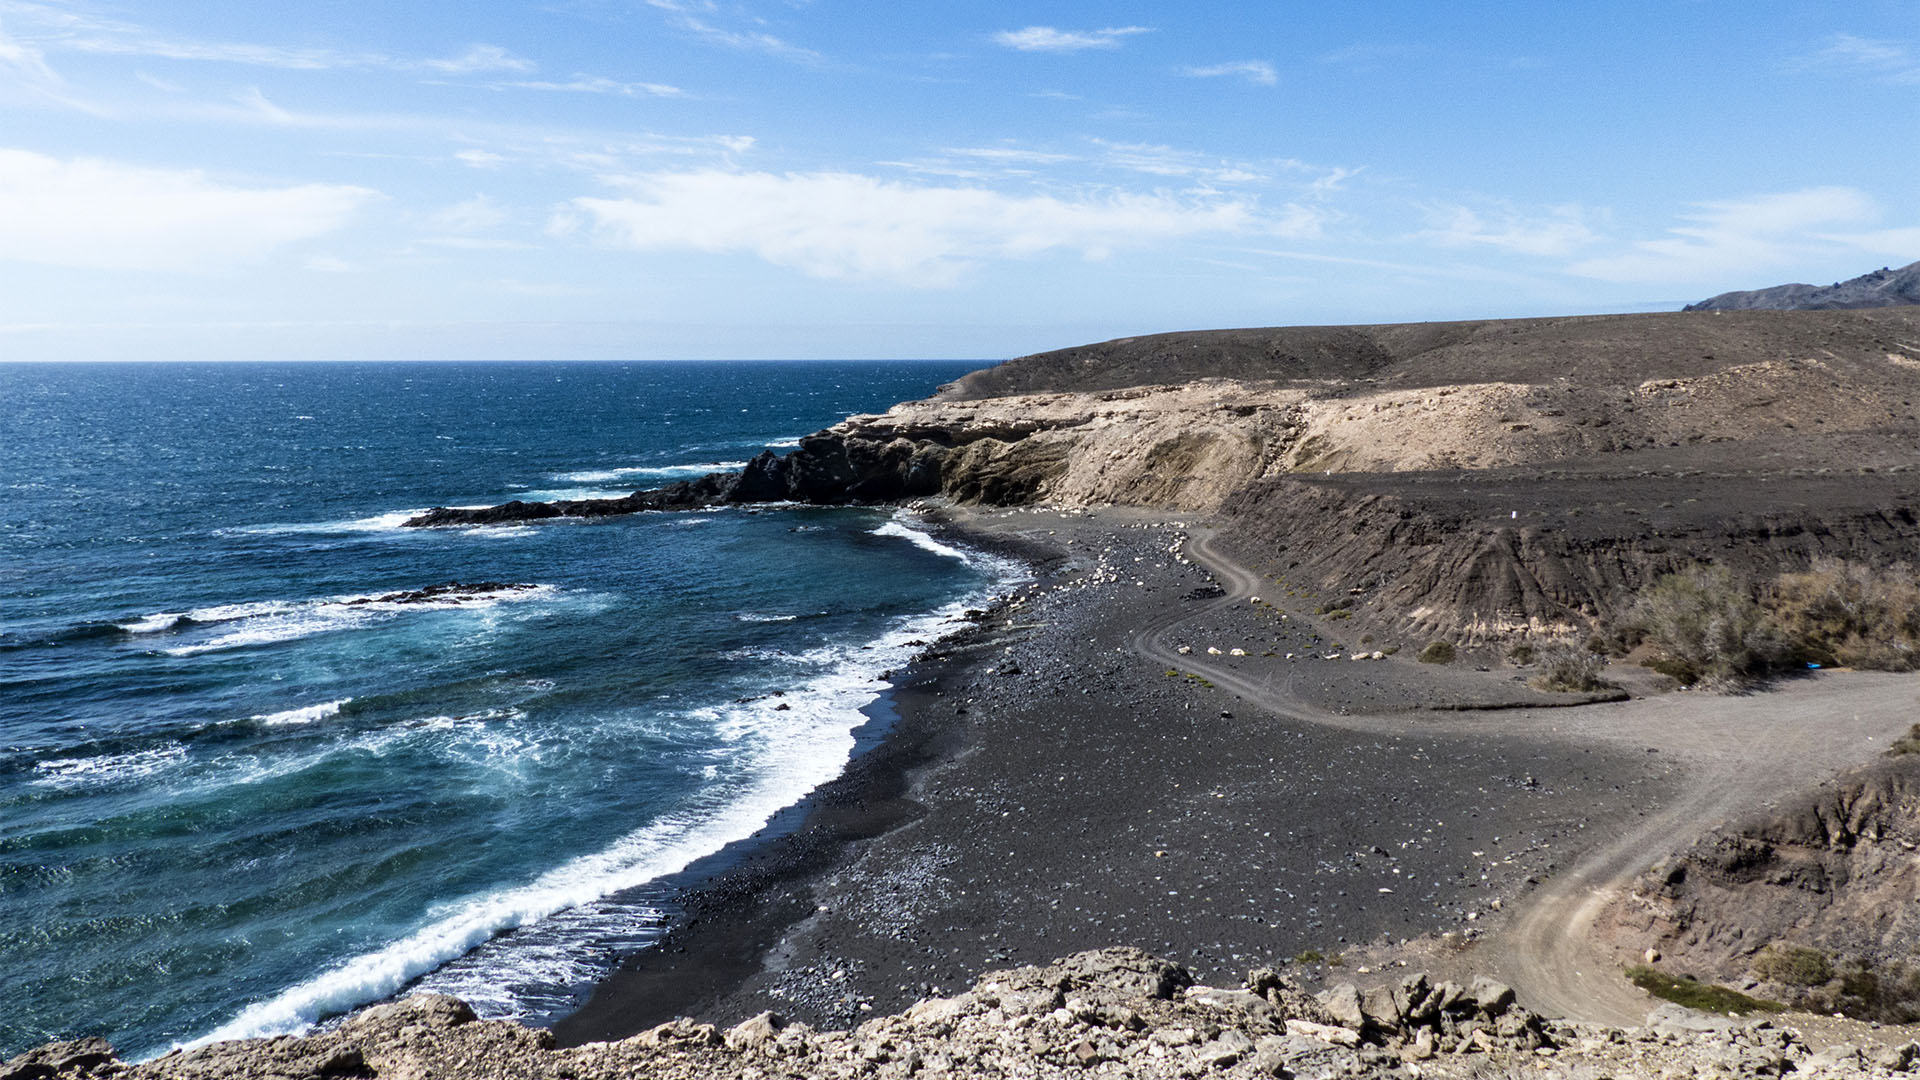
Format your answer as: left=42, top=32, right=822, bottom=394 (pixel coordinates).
left=1684, top=259, right=1920, bottom=311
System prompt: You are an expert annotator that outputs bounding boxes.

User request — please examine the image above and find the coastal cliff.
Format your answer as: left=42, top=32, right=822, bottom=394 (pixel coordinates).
left=410, top=306, right=1920, bottom=644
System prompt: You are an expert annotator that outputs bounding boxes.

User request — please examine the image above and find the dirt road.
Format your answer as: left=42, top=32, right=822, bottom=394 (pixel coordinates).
left=1134, top=527, right=1920, bottom=1024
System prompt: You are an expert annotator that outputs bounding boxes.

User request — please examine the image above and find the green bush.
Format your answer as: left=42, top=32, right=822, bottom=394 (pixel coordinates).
left=1625, top=566, right=1783, bottom=686
left=1754, top=944, right=1833, bottom=987
left=1416, top=640, right=1455, bottom=664
left=1626, top=966, right=1783, bottom=1015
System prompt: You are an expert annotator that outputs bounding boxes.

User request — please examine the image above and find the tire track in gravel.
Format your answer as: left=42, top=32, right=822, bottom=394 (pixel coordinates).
left=1128, top=524, right=1919, bottom=1025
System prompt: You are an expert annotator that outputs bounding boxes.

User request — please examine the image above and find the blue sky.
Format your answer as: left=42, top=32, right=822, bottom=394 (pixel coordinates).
left=1, top=1, right=1916, bottom=361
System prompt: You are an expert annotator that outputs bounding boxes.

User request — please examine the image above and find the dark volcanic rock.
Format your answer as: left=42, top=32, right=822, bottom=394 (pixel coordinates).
left=404, top=432, right=948, bottom=527
left=1685, top=260, right=1920, bottom=312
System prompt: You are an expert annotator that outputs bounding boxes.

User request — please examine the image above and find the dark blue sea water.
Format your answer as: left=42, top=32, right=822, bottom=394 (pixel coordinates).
left=0, top=360, right=1007, bottom=1060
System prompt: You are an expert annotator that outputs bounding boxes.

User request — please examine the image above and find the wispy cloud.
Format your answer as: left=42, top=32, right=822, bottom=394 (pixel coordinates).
left=1417, top=203, right=1601, bottom=257
left=0, top=14, right=58, bottom=84
left=1180, top=60, right=1276, bottom=86
left=1793, top=33, right=1920, bottom=85
left=944, top=146, right=1079, bottom=165
left=560, top=169, right=1290, bottom=286
left=417, top=44, right=534, bottom=74
left=993, top=26, right=1152, bottom=53
left=505, top=75, right=683, bottom=97
left=0, top=147, right=378, bottom=271
left=642, top=0, right=820, bottom=62
left=1090, top=139, right=1270, bottom=185
left=1, top=3, right=534, bottom=75
left=1568, top=186, right=1883, bottom=283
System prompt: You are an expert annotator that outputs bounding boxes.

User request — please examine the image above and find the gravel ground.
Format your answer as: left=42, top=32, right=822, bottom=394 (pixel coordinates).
left=558, top=507, right=1678, bottom=1042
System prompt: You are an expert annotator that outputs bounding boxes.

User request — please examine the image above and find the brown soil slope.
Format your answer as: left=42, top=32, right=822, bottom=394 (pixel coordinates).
left=941, top=308, right=1920, bottom=398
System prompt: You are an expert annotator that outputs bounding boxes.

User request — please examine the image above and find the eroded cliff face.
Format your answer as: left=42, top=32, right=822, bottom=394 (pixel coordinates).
left=1595, top=757, right=1920, bottom=1017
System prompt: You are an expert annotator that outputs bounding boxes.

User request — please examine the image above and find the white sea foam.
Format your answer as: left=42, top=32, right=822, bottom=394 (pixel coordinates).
left=251, top=699, right=351, bottom=727
left=735, top=612, right=801, bottom=623
left=871, top=519, right=974, bottom=564
left=551, top=461, right=746, bottom=484
left=227, top=504, right=510, bottom=536
left=32, top=744, right=189, bottom=790
left=179, top=562, right=1031, bottom=1052
left=151, top=585, right=556, bottom=657
left=121, top=612, right=187, bottom=634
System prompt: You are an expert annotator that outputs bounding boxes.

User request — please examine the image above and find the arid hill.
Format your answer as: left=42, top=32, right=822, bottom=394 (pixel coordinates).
left=1684, top=260, right=1920, bottom=312
left=410, top=307, right=1920, bottom=645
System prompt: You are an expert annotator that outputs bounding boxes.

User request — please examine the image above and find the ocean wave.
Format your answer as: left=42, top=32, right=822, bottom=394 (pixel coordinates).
left=250, top=699, right=352, bottom=727
left=181, top=571, right=1029, bottom=1049
left=735, top=612, right=801, bottom=623
left=550, top=461, right=746, bottom=485
left=32, top=744, right=189, bottom=790
left=221, top=510, right=434, bottom=537
left=871, top=519, right=974, bottom=564
left=128, top=585, right=556, bottom=657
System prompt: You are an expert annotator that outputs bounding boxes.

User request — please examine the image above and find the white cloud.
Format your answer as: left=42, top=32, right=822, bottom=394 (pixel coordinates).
left=1091, top=140, right=1269, bottom=185
left=994, top=26, right=1152, bottom=53
left=419, top=44, right=535, bottom=75
left=2, top=6, right=536, bottom=76
left=0, top=148, right=378, bottom=271
left=508, top=75, right=683, bottom=97
left=1796, top=33, right=1920, bottom=85
left=1181, top=60, right=1277, bottom=86
left=0, top=15, right=58, bottom=85
left=1569, top=186, right=1882, bottom=283
left=641, top=0, right=819, bottom=62
left=455, top=149, right=505, bottom=169
left=1419, top=204, right=1601, bottom=257
left=563, top=169, right=1284, bottom=286
left=944, top=146, right=1079, bottom=165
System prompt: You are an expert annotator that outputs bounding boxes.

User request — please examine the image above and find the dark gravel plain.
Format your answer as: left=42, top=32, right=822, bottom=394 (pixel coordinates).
left=556, top=508, right=1679, bottom=1044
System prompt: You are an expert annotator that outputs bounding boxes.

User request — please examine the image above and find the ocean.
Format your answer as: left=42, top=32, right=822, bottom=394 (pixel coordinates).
left=0, top=359, right=1011, bottom=1060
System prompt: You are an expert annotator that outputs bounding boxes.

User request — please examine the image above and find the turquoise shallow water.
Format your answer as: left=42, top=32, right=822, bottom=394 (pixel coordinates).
left=0, top=360, right=1004, bottom=1059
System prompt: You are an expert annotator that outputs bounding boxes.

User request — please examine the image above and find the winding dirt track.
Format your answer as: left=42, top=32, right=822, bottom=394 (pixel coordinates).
left=1128, top=527, right=1920, bottom=1025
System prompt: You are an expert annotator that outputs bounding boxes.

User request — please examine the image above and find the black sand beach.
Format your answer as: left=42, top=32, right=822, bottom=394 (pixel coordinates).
left=555, top=507, right=1683, bottom=1043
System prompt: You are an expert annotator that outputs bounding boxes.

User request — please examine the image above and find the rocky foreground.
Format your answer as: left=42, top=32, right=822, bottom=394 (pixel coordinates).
left=10, top=948, right=1914, bottom=1080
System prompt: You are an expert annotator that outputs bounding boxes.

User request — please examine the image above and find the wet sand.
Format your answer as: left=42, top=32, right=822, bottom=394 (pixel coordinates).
left=555, top=507, right=1681, bottom=1043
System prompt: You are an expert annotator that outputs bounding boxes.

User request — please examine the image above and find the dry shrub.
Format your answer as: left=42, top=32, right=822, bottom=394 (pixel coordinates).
left=1625, top=566, right=1784, bottom=687
left=1532, top=643, right=1609, bottom=692
left=1753, top=944, right=1833, bottom=987
left=1768, top=558, right=1920, bottom=671
left=1796, top=958, right=1920, bottom=1025
left=1416, top=640, right=1455, bottom=664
